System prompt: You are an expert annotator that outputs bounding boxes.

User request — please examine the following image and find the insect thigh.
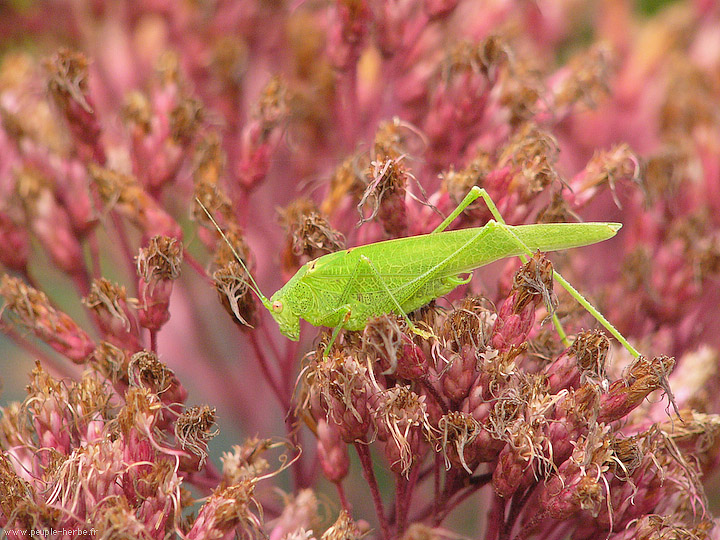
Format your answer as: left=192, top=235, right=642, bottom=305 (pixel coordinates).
left=348, top=227, right=497, bottom=328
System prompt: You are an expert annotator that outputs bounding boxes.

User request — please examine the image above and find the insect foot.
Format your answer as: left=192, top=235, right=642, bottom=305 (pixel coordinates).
left=409, top=324, right=435, bottom=341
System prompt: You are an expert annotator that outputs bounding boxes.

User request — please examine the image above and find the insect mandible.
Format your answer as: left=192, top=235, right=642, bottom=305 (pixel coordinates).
left=201, top=187, right=639, bottom=358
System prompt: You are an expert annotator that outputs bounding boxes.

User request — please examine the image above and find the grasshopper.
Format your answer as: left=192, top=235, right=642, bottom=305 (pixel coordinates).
left=203, top=187, right=638, bottom=358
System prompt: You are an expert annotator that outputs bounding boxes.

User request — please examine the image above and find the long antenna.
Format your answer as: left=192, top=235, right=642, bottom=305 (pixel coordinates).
left=195, top=198, right=271, bottom=308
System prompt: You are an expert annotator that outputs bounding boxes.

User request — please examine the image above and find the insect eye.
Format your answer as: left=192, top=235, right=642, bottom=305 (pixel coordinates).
left=272, top=300, right=283, bottom=313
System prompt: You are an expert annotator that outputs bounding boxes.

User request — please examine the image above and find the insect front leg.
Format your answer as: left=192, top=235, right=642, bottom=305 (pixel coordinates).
left=464, top=187, right=640, bottom=358
left=323, top=305, right=352, bottom=356
left=317, top=255, right=369, bottom=356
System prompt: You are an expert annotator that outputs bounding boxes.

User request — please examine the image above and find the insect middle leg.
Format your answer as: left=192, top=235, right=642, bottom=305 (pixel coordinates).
left=439, top=187, right=639, bottom=357
left=320, top=255, right=367, bottom=355
left=357, top=255, right=434, bottom=338
left=321, top=254, right=432, bottom=356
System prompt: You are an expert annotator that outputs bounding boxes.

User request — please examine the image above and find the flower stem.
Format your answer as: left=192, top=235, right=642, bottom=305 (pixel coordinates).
left=335, top=480, right=350, bottom=512
left=354, top=441, right=391, bottom=540
left=248, top=331, right=289, bottom=411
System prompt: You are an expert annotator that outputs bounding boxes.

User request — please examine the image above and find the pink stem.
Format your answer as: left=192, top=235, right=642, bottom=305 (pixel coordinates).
left=335, top=481, right=350, bottom=512
left=512, top=509, right=549, bottom=540
left=183, top=250, right=213, bottom=283
left=248, top=331, right=289, bottom=411
left=150, top=329, right=158, bottom=354
left=395, top=472, right=409, bottom=536
left=433, top=472, right=493, bottom=525
left=354, top=441, right=391, bottom=540
left=87, top=229, right=101, bottom=279
left=485, top=493, right=505, bottom=540
left=502, top=484, right=538, bottom=540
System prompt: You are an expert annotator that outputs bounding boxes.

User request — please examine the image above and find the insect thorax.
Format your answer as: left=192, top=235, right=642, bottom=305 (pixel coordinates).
left=284, top=279, right=315, bottom=315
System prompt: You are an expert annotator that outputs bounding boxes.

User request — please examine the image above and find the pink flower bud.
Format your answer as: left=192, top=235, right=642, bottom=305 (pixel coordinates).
left=317, top=418, right=350, bottom=483
left=187, top=479, right=263, bottom=540
left=136, top=235, right=183, bottom=331
left=565, top=144, right=640, bottom=210
left=356, top=156, right=410, bottom=237
left=424, top=0, right=459, bottom=20
left=362, top=315, right=429, bottom=380
left=83, top=278, right=142, bottom=352
left=128, top=350, right=188, bottom=410
left=45, top=49, right=105, bottom=163
left=541, top=474, right=604, bottom=520
left=279, top=197, right=345, bottom=277
left=326, top=0, right=371, bottom=70
left=1, top=275, right=95, bottom=362
left=0, top=210, right=30, bottom=272
left=88, top=164, right=182, bottom=239
left=544, top=330, right=610, bottom=393
left=374, top=386, right=429, bottom=477
left=123, top=78, right=201, bottom=191
left=493, top=445, right=527, bottom=498
left=491, top=252, right=554, bottom=352
left=436, top=411, right=485, bottom=473
left=441, top=346, right=478, bottom=403
left=269, top=489, right=320, bottom=540
left=234, top=77, right=289, bottom=191
left=301, top=351, right=373, bottom=443
left=15, top=166, right=86, bottom=276
left=598, top=355, right=675, bottom=423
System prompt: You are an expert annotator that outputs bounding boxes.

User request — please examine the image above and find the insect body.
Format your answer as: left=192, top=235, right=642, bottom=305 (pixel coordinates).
left=267, top=220, right=620, bottom=341
left=202, top=187, right=636, bottom=357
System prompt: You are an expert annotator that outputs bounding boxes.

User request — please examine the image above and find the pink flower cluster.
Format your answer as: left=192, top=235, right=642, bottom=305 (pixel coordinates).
left=1, top=1, right=720, bottom=539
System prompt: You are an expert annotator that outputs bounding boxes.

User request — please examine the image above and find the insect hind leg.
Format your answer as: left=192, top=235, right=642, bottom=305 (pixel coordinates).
left=466, top=187, right=639, bottom=358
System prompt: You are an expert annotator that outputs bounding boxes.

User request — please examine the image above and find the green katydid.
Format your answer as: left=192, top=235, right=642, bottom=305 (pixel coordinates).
left=201, top=187, right=639, bottom=358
